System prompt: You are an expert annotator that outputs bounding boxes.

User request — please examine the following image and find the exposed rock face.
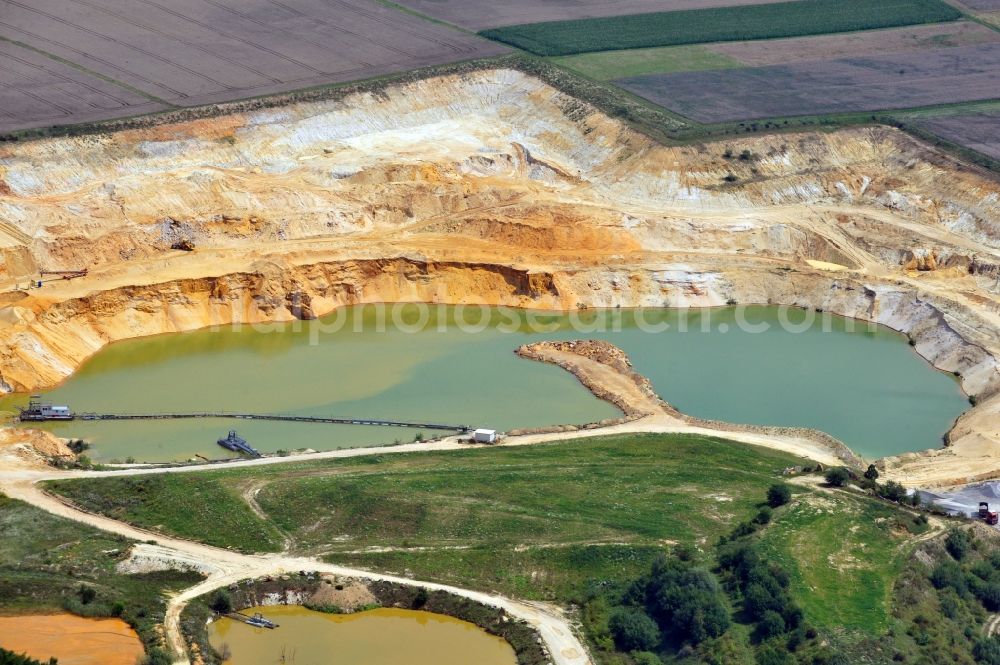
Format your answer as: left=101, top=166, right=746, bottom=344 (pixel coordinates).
left=903, top=249, right=939, bottom=271
left=0, top=427, right=74, bottom=468
left=0, top=68, right=999, bottom=484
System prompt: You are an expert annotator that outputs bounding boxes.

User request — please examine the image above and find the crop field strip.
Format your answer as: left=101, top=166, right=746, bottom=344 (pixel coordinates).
left=956, top=0, right=1000, bottom=8
left=616, top=43, right=1000, bottom=122
left=917, top=111, right=1000, bottom=159
left=709, top=20, right=1000, bottom=65
left=477, top=0, right=963, bottom=56
left=0, top=40, right=167, bottom=130
left=0, top=0, right=506, bottom=133
left=552, top=21, right=1000, bottom=80
left=393, top=0, right=794, bottom=32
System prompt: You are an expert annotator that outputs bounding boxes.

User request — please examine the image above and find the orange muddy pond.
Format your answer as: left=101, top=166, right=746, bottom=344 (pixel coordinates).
left=209, top=606, right=516, bottom=665
left=0, top=613, right=144, bottom=665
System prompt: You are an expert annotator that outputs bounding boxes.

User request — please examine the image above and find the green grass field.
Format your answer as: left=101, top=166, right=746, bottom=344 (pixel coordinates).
left=553, top=45, right=741, bottom=81
left=46, top=473, right=286, bottom=553
left=480, top=0, right=961, bottom=56
left=42, top=433, right=928, bottom=620
left=41, top=434, right=945, bottom=661
left=48, top=434, right=804, bottom=595
left=756, top=491, right=917, bottom=635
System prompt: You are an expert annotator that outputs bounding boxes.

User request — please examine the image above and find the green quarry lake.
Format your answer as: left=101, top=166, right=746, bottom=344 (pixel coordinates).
left=207, top=606, right=516, bottom=665
left=0, top=305, right=967, bottom=462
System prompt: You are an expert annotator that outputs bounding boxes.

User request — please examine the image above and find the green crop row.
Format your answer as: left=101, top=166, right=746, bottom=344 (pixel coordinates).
left=480, top=0, right=961, bottom=56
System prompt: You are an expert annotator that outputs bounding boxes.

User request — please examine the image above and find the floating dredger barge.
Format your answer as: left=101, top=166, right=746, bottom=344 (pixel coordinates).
left=217, top=430, right=262, bottom=457
left=16, top=396, right=74, bottom=421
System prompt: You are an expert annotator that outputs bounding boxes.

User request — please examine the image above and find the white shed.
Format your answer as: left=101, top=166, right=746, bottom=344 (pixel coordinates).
left=473, top=429, right=497, bottom=444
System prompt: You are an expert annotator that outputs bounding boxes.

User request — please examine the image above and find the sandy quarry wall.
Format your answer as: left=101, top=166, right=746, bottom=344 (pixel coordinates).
left=2, top=257, right=995, bottom=400
left=1, top=68, right=1000, bottom=482
left=1, top=70, right=999, bottom=275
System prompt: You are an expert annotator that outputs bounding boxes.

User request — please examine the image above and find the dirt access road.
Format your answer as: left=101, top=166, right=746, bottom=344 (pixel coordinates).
left=0, top=470, right=592, bottom=665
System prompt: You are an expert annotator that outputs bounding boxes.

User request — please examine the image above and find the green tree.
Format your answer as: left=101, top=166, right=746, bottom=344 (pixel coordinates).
left=77, top=585, right=96, bottom=605
left=744, top=583, right=780, bottom=620
left=877, top=481, right=908, bottom=503
left=975, top=582, right=1000, bottom=612
left=0, top=648, right=57, bottom=665
left=139, top=649, right=172, bottom=665
left=755, top=645, right=793, bottom=665
left=608, top=607, right=661, bottom=652
left=863, top=464, right=879, bottom=481
left=824, top=467, right=851, bottom=487
left=636, top=557, right=731, bottom=644
left=974, top=636, right=1000, bottom=665
left=930, top=560, right=967, bottom=594
left=756, top=610, right=786, bottom=640
left=766, top=484, right=791, bottom=508
left=210, top=589, right=233, bottom=614
left=945, top=529, right=972, bottom=561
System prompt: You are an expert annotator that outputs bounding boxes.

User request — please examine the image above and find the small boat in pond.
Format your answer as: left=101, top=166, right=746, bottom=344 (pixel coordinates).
left=245, top=613, right=277, bottom=629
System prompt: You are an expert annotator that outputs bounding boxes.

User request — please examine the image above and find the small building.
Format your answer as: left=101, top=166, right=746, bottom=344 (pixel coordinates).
left=473, top=429, right=497, bottom=444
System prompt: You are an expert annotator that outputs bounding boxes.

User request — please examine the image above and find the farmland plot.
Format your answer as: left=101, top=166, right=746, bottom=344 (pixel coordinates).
left=954, top=0, right=1000, bottom=9
left=919, top=112, right=1000, bottom=160
left=710, top=20, right=1000, bottom=66
left=617, top=43, right=1000, bottom=122
left=478, top=0, right=961, bottom=56
left=0, top=0, right=505, bottom=133
left=394, top=0, right=793, bottom=31
left=0, top=40, right=167, bottom=132
left=553, top=21, right=997, bottom=80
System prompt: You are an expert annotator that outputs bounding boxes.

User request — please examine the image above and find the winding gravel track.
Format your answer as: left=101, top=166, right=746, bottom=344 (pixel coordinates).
left=986, top=613, right=1000, bottom=638
left=0, top=475, right=591, bottom=665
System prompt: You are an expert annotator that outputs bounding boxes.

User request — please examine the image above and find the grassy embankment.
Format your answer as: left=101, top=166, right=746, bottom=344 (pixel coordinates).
left=45, top=433, right=985, bottom=663
left=0, top=493, right=202, bottom=664
left=756, top=492, right=909, bottom=635
left=479, top=0, right=961, bottom=56
left=47, top=434, right=803, bottom=594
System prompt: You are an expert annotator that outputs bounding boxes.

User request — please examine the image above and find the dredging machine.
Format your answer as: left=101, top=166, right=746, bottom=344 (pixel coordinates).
left=16, top=396, right=74, bottom=421
left=217, top=430, right=262, bottom=457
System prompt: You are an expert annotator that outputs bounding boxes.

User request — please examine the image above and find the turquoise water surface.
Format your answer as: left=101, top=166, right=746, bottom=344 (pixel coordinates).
left=0, top=305, right=966, bottom=462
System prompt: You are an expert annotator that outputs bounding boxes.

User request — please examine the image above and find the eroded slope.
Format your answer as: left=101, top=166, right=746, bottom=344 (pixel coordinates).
left=1, top=69, right=998, bottom=484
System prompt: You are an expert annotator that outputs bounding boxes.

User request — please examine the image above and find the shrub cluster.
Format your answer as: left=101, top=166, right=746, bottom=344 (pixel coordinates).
left=622, top=556, right=732, bottom=648
left=717, top=541, right=804, bottom=642
left=584, top=482, right=839, bottom=664
left=975, top=636, right=1000, bottom=665
left=930, top=532, right=1000, bottom=613
left=0, top=649, right=56, bottom=665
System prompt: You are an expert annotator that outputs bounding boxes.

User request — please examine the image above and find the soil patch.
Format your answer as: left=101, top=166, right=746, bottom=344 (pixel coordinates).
left=0, top=613, right=144, bottom=665
left=618, top=43, right=1000, bottom=121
